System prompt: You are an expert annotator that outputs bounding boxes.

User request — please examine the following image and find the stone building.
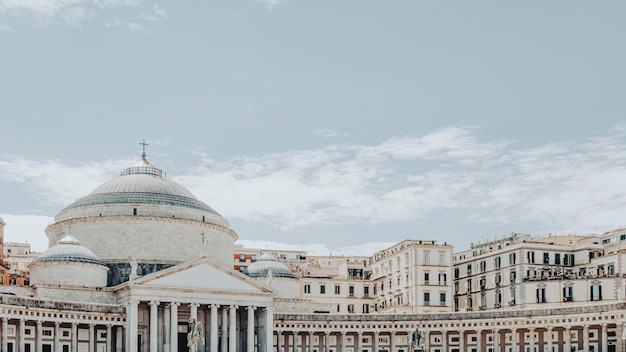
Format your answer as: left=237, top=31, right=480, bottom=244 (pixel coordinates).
left=1, top=149, right=626, bottom=352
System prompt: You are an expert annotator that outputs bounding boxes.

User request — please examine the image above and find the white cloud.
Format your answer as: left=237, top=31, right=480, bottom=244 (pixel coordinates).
left=236, top=239, right=394, bottom=256
left=2, top=125, right=626, bottom=244
left=314, top=129, right=351, bottom=139
left=256, top=0, right=290, bottom=10
left=0, top=213, right=54, bottom=252
left=0, top=0, right=165, bottom=30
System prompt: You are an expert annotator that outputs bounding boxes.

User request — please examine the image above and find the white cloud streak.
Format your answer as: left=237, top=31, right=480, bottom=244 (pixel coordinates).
left=0, top=0, right=165, bottom=30
left=314, top=129, right=351, bottom=139
left=2, top=125, right=626, bottom=247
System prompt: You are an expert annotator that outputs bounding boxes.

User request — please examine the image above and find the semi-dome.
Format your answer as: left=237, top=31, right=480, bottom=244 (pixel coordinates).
left=247, top=253, right=297, bottom=279
left=36, top=235, right=104, bottom=266
left=62, top=155, right=220, bottom=215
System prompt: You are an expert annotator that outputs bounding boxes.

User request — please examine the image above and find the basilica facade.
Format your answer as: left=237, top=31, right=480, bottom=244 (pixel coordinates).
left=1, top=152, right=626, bottom=352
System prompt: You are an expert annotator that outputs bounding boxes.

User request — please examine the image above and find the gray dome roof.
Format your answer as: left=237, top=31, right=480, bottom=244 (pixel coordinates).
left=247, top=253, right=297, bottom=279
left=62, top=156, right=220, bottom=215
left=36, top=236, right=105, bottom=266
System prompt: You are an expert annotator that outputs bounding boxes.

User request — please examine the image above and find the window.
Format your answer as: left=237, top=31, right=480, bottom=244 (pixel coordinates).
left=334, top=285, right=341, bottom=295
left=509, top=271, right=516, bottom=283
left=43, top=330, right=52, bottom=336
left=320, top=285, right=326, bottom=294
left=563, top=286, right=573, bottom=302
left=554, top=253, right=561, bottom=265
left=424, top=252, right=430, bottom=265
left=536, top=288, right=546, bottom=303
left=348, top=304, right=355, bottom=313
left=424, top=273, right=430, bottom=285
left=349, top=286, right=354, bottom=297
left=495, top=272, right=501, bottom=285
left=439, top=253, right=445, bottom=265
left=454, top=267, right=460, bottom=279
left=467, top=279, right=472, bottom=292
left=454, top=282, right=459, bottom=294
left=439, top=273, right=447, bottom=285
left=564, top=254, right=575, bottom=266
left=479, top=260, right=486, bottom=272
left=362, top=304, right=369, bottom=313
left=466, top=264, right=472, bottom=276
left=239, top=254, right=245, bottom=262
left=591, top=285, right=602, bottom=301
left=133, top=208, right=137, bottom=216
left=543, top=252, right=550, bottom=264
left=608, top=264, right=615, bottom=275
left=304, top=284, right=311, bottom=294
left=364, top=286, right=369, bottom=297
left=439, top=293, right=446, bottom=306
left=527, top=251, right=535, bottom=264
left=509, top=253, right=516, bottom=265
left=424, top=292, right=430, bottom=305
left=621, top=234, right=626, bottom=241
left=494, top=256, right=501, bottom=269
left=510, top=287, right=516, bottom=305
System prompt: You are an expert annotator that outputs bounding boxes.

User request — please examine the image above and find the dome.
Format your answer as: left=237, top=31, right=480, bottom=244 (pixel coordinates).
left=36, top=235, right=104, bottom=266
left=62, top=155, right=220, bottom=215
left=247, top=253, right=297, bottom=279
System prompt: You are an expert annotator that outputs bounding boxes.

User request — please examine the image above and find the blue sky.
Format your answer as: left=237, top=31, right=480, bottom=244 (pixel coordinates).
left=1, top=1, right=626, bottom=255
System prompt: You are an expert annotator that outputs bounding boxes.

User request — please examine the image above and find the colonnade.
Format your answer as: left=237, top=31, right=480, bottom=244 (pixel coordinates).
left=274, top=322, right=621, bottom=352
left=126, top=300, right=273, bottom=352
left=0, top=316, right=124, bottom=352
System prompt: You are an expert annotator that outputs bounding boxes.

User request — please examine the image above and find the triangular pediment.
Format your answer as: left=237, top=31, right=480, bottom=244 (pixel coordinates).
left=133, top=258, right=271, bottom=294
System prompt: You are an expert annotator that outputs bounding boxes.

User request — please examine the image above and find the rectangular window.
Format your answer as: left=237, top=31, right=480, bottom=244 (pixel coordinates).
left=454, top=267, right=460, bottom=279
left=466, top=264, right=472, bottom=275
left=480, top=260, right=486, bottom=272
left=424, top=252, right=430, bottom=265
left=509, top=253, right=516, bottom=265
left=536, top=288, right=546, bottom=303
left=334, top=285, right=341, bottom=295
left=43, top=330, right=52, bottom=336
left=494, top=256, right=501, bottom=269
left=424, top=273, right=430, bottom=285
left=543, top=252, right=550, bottom=264
left=563, top=286, right=573, bottom=301
left=362, top=304, right=369, bottom=313
left=304, top=284, right=311, bottom=294
left=554, top=253, right=561, bottom=265
left=424, top=292, right=430, bottom=305
left=527, top=251, right=535, bottom=263
left=364, top=286, right=369, bottom=297
left=439, top=293, right=446, bottom=306
left=591, top=285, right=602, bottom=301
left=320, top=285, right=326, bottom=294
left=439, top=273, right=447, bottom=285
left=348, top=304, right=355, bottom=313
left=349, top=286, right=354, bottom=297
left=495, top=272, right=501, bottom=285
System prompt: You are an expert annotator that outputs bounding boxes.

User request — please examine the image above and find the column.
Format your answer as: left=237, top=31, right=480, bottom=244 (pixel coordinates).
left=127, top=300, right=139, bottom=352
left=372, top=331, right=379, bottom=352
left=149, top=301, right=159, bottom=352
left=475, top=329, right=481, bottom=352
left=164, top=304, right=171, bottom=352
left=441, top=330, right=447, bottom=352
left=546, top=326, right=553, bottom=352
left=72, top=322, right=78, bottom=352
left=106, top=324, right=112, bottom=352
left=54, top=322, right=61, bottom=352
left=115, top=326, right=123, bottom=352
left=36, top=321, right=43, bottom=352
left=390, top=332, right=395, bottom=352
left=340, top=332, right=346, bottom=352
left=528, top=327, right=535, bottom=352
left=18, top=319, right=25, bottom=352
left=222, top=308, right=228, bottom=352
left=265, top=308, right=273, bottom=352
left=324, top=332, right=330, bottom=352
left=602, top=324, right=608, bottom=352
left=1, top=318, right=7, bottom=352
left=170, top=302, right=180, bottom=352
left=564, top=326, right=571, bottom=352
left=277, top=331, right=283, bottom=352
left=191, top=303, right=200, bottom=322
left=583, top=325, right=589, bottom=352
left=510, top=328, right=517, bottom=352
left=89, top=324, right=95, bottom=352
left=308, top=332, right=314, bottom=352
left=247, top=306, right=256, bottom=352
left=211, top=305, right=219, bottom=352
left=492, top=329, right=498, bottom=352
left=229, top=306, right=238, bottom=352
left=422, top=330, right=429, bottom=351
left=458, top=330, right=464, bottom=352
left=357, top=331, right=363, bottom=352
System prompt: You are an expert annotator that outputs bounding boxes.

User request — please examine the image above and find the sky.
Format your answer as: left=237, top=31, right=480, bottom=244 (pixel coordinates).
left=1, top=1, right=626, bottom=256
